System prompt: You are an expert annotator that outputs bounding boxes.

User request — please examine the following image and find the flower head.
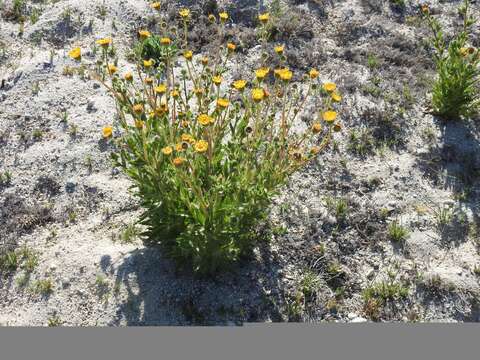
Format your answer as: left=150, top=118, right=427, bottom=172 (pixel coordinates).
left=208, top=14, right=216, bottom=22
left=171, top=89, right=180, bottom=98
left=309, top=68, right=319, bottom=79
left=276, top=68, right=292, bottom=81
left=333, top=123, right=342, bottom=132
left=252, top=88, right=265, bottom=102
left=160, top=37, right=172, bottom=45
left=322, top=111, right=337, bottom=123
left=312, top=122, right=322, bottom=134
left=331, top=92, right=342, bottom=102
left=155, top=84, right=167, bottom=94
left=183, top=50, right=193, bottom=61
left=219, top=12, right=229, bottom=22
left=227, top=43, right=236, bottom=52
left=144, top=77, right=154, bottom=85
left=135, top=120, right=144, bottom=129
left=274, top=45, right=284, bottom=55
left=217, top=98, right=229, bottom=109
left=103, top=126, right=113, bottom=138
left=310, top=146, right=321, bottom=155
left=107, top=64, right=118, bottom=75
left=151, top=2, right=161, bottom=11
left=195, top=140, right=209, bottom=153
left=179, top=9, right=190, bottom=19
left=96, top=38, right=112, bottom=48
left=139, top=30, right=151, bottom=39
left=233, top=79, right=247, bottom=91
left=124, top=72, right=133, bottom=81
left=68, top=47, right=81, bottom=60
left=181, top=134, right=195, bottom=144
left=323, top=82, right=336, bottom=92
left=258, top=13, right=270, bottom=23
left=212, top=75, right=223, bottom=86
left=198, top=114, right=214, bottom=126
left=420, top=4, right=429, bottom=15
left=173, top=157, right=186, bottom=167
left=255, top=67, right=270, bottom=80
left=133, top=104, right=144, bottom=115
left=143, top=59, right=154, bottom=68
left=162, top=146, right=173, bottom=156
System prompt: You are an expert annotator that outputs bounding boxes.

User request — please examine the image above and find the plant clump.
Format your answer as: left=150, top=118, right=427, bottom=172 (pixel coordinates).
left=71, top=5, right=343, bottom=274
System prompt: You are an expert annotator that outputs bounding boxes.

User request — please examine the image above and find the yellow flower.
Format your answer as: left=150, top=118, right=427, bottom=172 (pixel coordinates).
left=333, top=123, right=342, bottom=132
left=173, top=157, right=186, bottom=167
left=133, top=104, right=144, bottom=115
left=124, top=72, right=133, bottom=81
left=195, top=140, right=209, bottom=153
left=258, top=13, right=270, bottom=23
left=331, top=92, right=342, bottom=102
left=227, top=43, right=236, bottom=52
left=219, top=12, right=228, bottom=22
left=212, top=75, right=223, bottom=86
left=160, top=37, right=171, bottom=45
left=323, top=82, right=336, bottom=92
left=252, top=88, right=265, bottom=102
left=151, top=2, right=161, bottom=10
left=233, top=79, right=247, bottom=91
left=181, top=134, right=195, bottom=144
left=103, top=126, right=113, bottom=138
left=183, top=50, right=193, bottom=61
left=208, top=14, right=216, bottom=22
left=198, top=114, right=214, bottom=126
left=68, top=47, right=81, bottom=60
left=135, top=120, right=144, bottom=129
left=309, top=68, right=319, bottom=79
left=274, top=45, right=284, bottom=55
left=201, top=57, right=209, bottom=66
left=276, top=68, right=292, bottom=81
left=420, top=4, right=429, bottom=15
left=143, top=59, right=154, bottom=68
left=107, top=64, right=118, bottom=75
left=171, top=89, right=180, bottom=98
left=322, top=111, right=337, bottom=123
left=139, top=30, right=151, bottom=39
left=144, top=77, right=154, bottom=85
left=312, top=122, right=322, bottom=134
left=155, top=84, right=167, bottom=94
left=255, top=67, right=270, bottom=80
left=217, top=98, right=229, bottom=109
left=96, top=38, right=112, bottom=48
left=175, top=143, right=185, bottom=152
left=162, top=146, right=173, bottom=156
left=179, top=9, right=190, bottom=19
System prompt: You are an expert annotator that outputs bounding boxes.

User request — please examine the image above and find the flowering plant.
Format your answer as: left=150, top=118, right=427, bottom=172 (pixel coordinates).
left=87, top=5, right=342, bottom=274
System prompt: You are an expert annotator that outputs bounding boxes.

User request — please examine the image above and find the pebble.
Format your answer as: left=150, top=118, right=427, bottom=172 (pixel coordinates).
left=350, top=317, right=368, bottom=323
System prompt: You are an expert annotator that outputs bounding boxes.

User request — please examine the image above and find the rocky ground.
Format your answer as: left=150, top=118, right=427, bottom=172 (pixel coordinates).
left=1, top=0, right=479, bottom=326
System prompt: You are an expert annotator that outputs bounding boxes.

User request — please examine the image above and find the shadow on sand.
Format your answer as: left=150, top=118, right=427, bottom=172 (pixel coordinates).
left=109, top=241, right=285, bottom=326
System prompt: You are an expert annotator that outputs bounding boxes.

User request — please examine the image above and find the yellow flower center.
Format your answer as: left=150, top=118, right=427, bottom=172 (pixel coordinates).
left=212, top=76, right=223, bottom=85
left=183, top=50, right=193, bottom=60
left=179, top=9, right=190, bottom=18
left=219, top=12, right=228, bottom=21
left=309, top=69, right=319, bottom=79
left=274, top=45, right=284, bottom=54
left=160, top=37, right=171, bottom=45
left=312, top=122, right=322, bottom=134
left=255, top=67, right=270, bottom=80
left=102, top=126, right=113, bottom=138
left=139, top=30, right=151, bottom=39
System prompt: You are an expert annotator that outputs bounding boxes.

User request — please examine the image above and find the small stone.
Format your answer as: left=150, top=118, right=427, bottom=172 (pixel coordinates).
left=65, top=182, right=76, bottom=193
left=351, top=317, right=368, bottom=323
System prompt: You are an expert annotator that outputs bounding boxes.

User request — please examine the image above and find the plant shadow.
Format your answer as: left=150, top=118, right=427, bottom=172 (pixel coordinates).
left=110, top=240, right=285, bottom=326
left=415, top=116, right=480, bottom=247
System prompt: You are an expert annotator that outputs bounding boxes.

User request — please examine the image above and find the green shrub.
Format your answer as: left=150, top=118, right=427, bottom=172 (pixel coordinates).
left=422, top=1, right=479, bottom=120
left=81, top=7, right=344, bottom=274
